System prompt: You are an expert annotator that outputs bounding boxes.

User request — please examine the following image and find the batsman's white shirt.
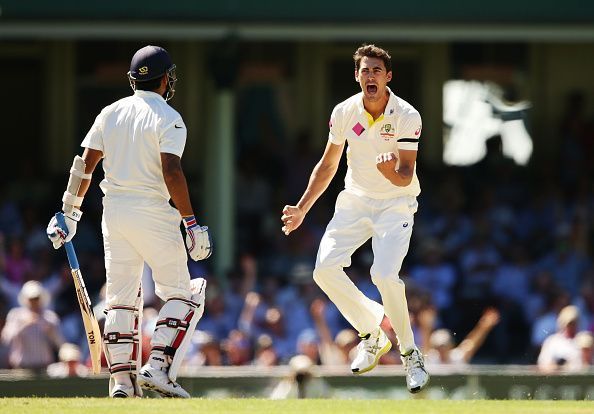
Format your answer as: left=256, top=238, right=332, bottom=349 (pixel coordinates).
left=328, top=87, right=422, bottom=199
left=82, top=90, right=186, bottom=201
left=81, top=90, right=191, bottom=306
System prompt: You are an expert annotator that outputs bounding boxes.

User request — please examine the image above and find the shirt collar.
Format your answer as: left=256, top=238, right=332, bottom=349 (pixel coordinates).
left=356, top=87, right=396, bottom=126
left=356, top=87, right=397, bottom=117
left=384, top=87, right=397, bottom=117
left=134, top=90, right=165, bottom=101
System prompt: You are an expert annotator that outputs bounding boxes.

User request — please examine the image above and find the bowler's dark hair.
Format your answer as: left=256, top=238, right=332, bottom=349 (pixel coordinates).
left=134, top=76, right=163, bottom=92
left=353, top=44, right=392, bottom=73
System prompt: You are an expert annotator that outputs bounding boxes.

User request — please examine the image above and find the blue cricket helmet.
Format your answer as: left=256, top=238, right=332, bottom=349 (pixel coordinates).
left=128, top=45, right=177, bottom=101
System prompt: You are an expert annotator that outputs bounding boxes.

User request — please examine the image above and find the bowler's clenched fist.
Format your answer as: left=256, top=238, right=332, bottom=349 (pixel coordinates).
left=281, top=205, right=305, bottom=235
left=376, top=152, right=398, bottom=179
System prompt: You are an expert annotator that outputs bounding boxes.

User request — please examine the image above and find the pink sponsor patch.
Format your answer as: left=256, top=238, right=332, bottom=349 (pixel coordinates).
left=352, top=122, right=365, bottom=136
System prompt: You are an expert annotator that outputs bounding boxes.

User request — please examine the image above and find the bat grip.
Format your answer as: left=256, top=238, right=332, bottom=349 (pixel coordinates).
left=55, top=212, right=80, bottom=269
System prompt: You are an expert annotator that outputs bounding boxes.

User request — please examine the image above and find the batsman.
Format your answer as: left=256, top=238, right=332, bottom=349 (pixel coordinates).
left=46, top=45, right=212, bottom=398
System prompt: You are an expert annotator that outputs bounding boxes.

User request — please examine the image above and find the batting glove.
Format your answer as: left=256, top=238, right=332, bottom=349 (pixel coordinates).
left=183, top=216, right=212, bottom=261
left=46, top=209, right=82, bottom=249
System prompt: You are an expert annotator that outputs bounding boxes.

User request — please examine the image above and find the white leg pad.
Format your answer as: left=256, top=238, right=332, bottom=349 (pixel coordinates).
left=105, top=287, right=143, bottom=397
left=150, top=278, right=206, bottom=382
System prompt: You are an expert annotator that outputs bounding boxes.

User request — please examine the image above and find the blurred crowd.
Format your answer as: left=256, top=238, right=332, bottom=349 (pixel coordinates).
left=1, top=92, right=593, bottom=377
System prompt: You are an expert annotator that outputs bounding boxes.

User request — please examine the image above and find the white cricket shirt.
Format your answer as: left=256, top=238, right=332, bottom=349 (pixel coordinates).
left=81, top=90, right=186, bottom=201
left=329, top=87, right=422, bottom=199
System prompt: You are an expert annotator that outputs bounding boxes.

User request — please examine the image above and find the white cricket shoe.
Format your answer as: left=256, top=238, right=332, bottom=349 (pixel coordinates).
left=350, top=328, right=392, bottom=375
left=401, top=347, right=430, bottom=393
left=110, top=383, right=135, bottom=398
left=138, top=364, right=191, bottom=398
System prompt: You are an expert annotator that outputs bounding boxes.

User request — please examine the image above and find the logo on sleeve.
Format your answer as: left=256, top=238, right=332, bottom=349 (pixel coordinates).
left=174, top=124, right=183, bottom=129
left=414, top=126, right=422, bottom=136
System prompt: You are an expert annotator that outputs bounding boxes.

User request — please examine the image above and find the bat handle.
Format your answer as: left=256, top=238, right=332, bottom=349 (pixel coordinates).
left=55, top=212, right=80, bottom=269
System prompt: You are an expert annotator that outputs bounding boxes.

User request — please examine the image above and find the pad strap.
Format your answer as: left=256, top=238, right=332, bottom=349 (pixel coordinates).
left=70, top=166, right=92, bottom=180
left=109, top=362, right=136, bottom=375
left=104, top=331, right=136, bottom=344
left=62, top=192, right=84, bottom=209
left=155, top=317, right=191, bottom=331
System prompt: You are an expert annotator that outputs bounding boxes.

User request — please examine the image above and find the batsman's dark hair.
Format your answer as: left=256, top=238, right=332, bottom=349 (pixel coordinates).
left=353, top=44, right=392, bottom=73
left=134, top=76, right=163, bottom=92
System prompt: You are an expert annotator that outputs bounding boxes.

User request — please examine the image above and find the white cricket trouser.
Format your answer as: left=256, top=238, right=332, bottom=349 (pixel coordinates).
left=102, top=195, right=192, bottom=307
left=313, top=190, right=417, bottom=352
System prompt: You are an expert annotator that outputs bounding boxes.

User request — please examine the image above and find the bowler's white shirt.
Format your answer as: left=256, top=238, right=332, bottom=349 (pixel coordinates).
left=329, top=88, right=422, bottom=199
left=81, top=90, right=186, bottom=201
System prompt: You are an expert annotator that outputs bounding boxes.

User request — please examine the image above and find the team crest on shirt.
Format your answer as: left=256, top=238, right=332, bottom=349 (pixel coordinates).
left=380, top=123, right=395, bottom=140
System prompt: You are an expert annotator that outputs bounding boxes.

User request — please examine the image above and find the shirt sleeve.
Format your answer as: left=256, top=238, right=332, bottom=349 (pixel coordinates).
left=81, top=109, right=107, bottom=151
left=397, top=111, right=422, bottom=151
left=159, top=117, right=187, bottom=158
left=328, top=105, right=345, bottom=145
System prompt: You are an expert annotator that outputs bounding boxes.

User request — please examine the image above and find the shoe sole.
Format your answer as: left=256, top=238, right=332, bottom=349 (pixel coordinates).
left=351, top=340, right=392, bottom=375
left=138, top=376, right=190, bottom=398
left=408, top=373, right=430, bottom=394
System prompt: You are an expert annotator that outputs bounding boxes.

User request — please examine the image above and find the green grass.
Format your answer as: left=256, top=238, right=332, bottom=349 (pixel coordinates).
left=0, top=399, right=593, bottom=414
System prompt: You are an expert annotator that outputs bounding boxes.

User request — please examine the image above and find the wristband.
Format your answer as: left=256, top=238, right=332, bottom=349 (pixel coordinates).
left=183, top=215, right=197, bottom=229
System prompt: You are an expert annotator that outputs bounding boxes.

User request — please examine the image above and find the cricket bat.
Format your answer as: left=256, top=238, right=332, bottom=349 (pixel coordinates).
left=55, top=212, right=103, bottom=374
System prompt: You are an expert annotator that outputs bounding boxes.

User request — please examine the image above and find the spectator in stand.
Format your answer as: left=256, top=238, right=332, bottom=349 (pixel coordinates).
left=531, top=290, right=571, bottom=351
left=186, top=331, right=223, bottom=367
left=335, top=329, right=358, bottom=364
left=420, top=308, right=500, bottom=366
left=223, top=329, right=253, bottom=366
left=409, top=239, right=457, bottom=315
left=492, top=245, right=532, bottom=307
left=198, top=283, right=236, bottom=342
left=458, top=226, right=501, bottom=305
left=523, top=271, right=557, bottom=326
left=537, top=305, right=583, bottom=372
left=253, top=334, right=278, bottom=367
left=4, top=237, right=33, bottom=285
left=574, top=272, right=594, bottom=331
left=575, top=331, right=593, bottom=368
left=575, top=331, right=594, bottom=369
left=46, top=343, right=89, bottom=378
left=295, top=329, right=320, bottom=365
left=311, top=298, right=344, bottom=365
left=1, top=281, right=63, bottom=369
left=269, top=355, right=330, bottom=399
left=535, top=223, right=590, bottom=298
left=0, top=237, right=34, bottom=309
left=239, top=291, right=295, bottom=362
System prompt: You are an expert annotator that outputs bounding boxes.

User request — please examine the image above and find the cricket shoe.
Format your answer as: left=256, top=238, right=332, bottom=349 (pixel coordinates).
left=110, top=383, right=135, bottom=398
left=401, top=347, right=430, bottom=393
left=138, top=364, right=190, bottom=398
left=351, top=328, right=392, bottom=375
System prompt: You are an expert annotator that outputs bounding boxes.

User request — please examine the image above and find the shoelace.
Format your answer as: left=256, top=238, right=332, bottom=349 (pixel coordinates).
left=402, top=350, right=425, bottom=373
left=359, top=334, right=382, bottom=355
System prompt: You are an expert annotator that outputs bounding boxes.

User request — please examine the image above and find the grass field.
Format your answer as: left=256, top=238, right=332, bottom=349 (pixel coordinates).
left=1, top=398, right=593, bottom=414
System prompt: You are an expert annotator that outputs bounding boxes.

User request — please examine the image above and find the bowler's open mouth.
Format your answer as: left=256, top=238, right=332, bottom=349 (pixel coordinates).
left=366, top=84, right=377, bottom=94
